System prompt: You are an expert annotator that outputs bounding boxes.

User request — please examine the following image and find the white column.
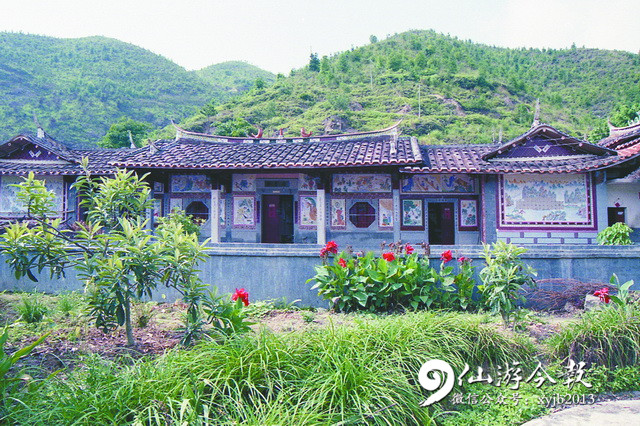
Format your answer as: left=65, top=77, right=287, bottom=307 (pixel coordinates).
left=316, top=188, right=326, bottom=245
left=393, top=188, right=401, bottom=242
left=210, top=189, right=220, bottom=243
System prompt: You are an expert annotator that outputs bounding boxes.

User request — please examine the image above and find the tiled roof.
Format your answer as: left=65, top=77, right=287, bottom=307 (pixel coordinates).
left=113, top=134, right=422, bottom=170
left=402, top=144, right=625, bottom=174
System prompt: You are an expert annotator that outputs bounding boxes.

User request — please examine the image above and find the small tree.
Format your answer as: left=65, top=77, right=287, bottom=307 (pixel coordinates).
left=0, top=162, right=207, bottom=346
left=309, top=53, right=320, bottom=72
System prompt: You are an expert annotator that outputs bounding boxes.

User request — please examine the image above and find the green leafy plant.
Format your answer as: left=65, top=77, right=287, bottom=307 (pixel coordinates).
left=16, top=293, right=48, bottom=324
left=201, top=287, right=254, bottom=338
left=478, top=242, right=537, bottom=328
left=156, top=209, right=202, bottom=238
left=608, top=273, right=635, bottom=307
left=301, top=311, right=315, bottom=323
left=132, top=302, right=156, bottom=328
left=596, top=222, right=633, bottom=245
left=1, top=326, right=50, bottom=395
left=0, top=167, right=209, bottom=346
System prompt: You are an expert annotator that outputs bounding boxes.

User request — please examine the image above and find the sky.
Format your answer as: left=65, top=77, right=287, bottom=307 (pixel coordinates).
left=1, top=0, right=639, bottom=74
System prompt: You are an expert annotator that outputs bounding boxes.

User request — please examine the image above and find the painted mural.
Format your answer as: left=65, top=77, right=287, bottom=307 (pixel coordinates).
left=402, top=199, right=423, bottom=227
left=169, top=198, right=183, bottom=213
left=459, top=199, right=478, bottom=230
left=232, top=174, right=256, bottom=192
left=233, top=196, right=255, bottom=227
left=0, top=176, right=64, bottom=215
left=332, top=174, right=392, bottom=193
left=170, top=175, right=211, bottom=193
left=401, top=174, right=475, bottom=193
left=299, top=174, right=318, bottom=191
left=378, top=199, right=394, bottom=228
left=500, top=173, right=594, bottom=228
left=300, top=196, right=318, bottom=226
left=219, top=198, right=226, bottom=227
left=330, top=198, right=346, bottom=228
left=153, top=198, right=162, bottom=219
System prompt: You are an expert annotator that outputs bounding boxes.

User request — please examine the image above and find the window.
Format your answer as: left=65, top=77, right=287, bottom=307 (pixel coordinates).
left=185, top=201, right=209, bottom=223
left=349, top=201, right=375, bottom=228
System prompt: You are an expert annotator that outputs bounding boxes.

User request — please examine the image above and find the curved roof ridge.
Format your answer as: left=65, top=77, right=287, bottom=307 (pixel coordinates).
left=171, top=120, right=403, bottom=143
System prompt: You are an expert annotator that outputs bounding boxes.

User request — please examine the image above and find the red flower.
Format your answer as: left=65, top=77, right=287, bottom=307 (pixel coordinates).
left=319, top=247, right=328, bottom=257
left=458, top=256, right=471, bottom=264
left=440, top=250, right=453, bottom=263
left=338, top=258, right=347, bottom=268
left=232, top=288, right=250, bottom=306
left=405, top=244, right=415, bottom=255
left=594, top=287, right=610, bottom=304
left=325, top=240, right=338, bottom=254
left=382, top=252, right=396, bottom=262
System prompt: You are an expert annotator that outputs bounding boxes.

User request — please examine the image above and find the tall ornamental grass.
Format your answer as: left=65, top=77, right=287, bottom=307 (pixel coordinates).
left=4, top=312, right=534, bottom=425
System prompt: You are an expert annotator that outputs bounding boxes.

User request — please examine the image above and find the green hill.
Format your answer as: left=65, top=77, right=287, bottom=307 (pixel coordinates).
left=195, top=61, right=275, bottom=99
left=0, top=33, right=271, bottom=146
left=178, top=30, right=640, bottom=143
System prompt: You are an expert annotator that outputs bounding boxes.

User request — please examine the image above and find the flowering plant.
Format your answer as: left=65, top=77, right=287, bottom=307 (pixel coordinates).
left=594, top=287, right=610, bottom=304
left=232, top=288, right=250, bottom=306
left=382, top=252, right=396, bottom=262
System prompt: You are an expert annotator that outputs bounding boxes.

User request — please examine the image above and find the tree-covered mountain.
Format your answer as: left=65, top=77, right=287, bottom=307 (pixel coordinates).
left=177, top=30, right=640, bottom=144
left=195, top=61, right=276, bottom=99
left=0, top=33, right=273, bottom=146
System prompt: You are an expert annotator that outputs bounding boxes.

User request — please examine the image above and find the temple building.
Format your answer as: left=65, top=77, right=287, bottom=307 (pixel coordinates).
left=1, top=119, right=640, bottom=249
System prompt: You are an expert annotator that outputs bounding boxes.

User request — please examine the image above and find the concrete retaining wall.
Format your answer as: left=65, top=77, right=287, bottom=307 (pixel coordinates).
left=1, top=244, right=638, bottom=306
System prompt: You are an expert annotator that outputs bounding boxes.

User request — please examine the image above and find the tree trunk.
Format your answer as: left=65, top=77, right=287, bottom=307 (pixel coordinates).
left=124, top=296, right=135, bottom=346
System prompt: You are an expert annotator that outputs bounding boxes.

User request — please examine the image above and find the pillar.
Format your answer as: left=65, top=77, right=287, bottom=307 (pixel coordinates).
left=210, top=188, right=220, bottom=243
left=316, top=187, right=326, bottom=245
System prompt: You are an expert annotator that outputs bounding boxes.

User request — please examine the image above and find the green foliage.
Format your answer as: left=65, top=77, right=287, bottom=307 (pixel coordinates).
left=156, top=209, right=202, bottom=238
left=607, top=273, right=635, bottom=308
left=15, top=293, right=48, bottom=323
left=3, top=312, right=534, bottom=425
left=547, top=302, right=640, bottom=368
left=99, top=117, right=152, bottom=148
left=1, top=326, right=50, bottom=395
left=195, top=60, right=276, bottom=96
left=309, top=247, right=477, bottom=313
left=57, top=292, right=82, bottom=316
left=596, top=222, right=633, bottom=245
left=308, top=53, right=320, bottom=72
left=0, top=168, right=208, bottom=346
left=609, top=102, right=640, bottom=127
left=478, top=242, right=537, bottom=328
left=587, top=365, right=640, bottom=393
left=132, top=302, right=156, bottom=328
left=201, top=288, right=255, bottom=337
left=212, top=117, right=256, bottom=137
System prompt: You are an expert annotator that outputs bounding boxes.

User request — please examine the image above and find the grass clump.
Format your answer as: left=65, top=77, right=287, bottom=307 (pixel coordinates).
left=547, top=303, right=640, bottom=368
left=15, top=293, right=49, bottom=324
left=3, top=311, right=534, bottom=425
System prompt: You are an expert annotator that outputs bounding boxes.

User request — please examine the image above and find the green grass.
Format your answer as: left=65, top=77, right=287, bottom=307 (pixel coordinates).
left=547, top=303, right=640, bottom=368
left=2, top=311, right=534, bottom=425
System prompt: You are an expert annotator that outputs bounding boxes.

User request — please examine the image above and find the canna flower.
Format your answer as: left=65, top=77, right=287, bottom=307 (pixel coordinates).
left=405, top=244, right=415, bottom=255
left=232, top=288, right=250, bottom=306
left=325, top=241, right=338, bottom=254
left=338, top=258, right=347, bottom=268
left=593, top=287, right=610, bottom=304
left=458, top=256, right=471, bottom=264
left=382, top=252, right=396, bottom=262
left=440, top=250, right=453, bottom=263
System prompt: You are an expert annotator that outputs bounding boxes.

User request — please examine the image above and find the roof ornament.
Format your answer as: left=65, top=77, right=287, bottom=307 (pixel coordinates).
left=128, top=130, right=136, bottom=149
left=277, top=128, right=285, bottom=139
left=251, top=128, right=263, bottom=139
left=532, top=99, right=541, bottom=128
left=498, top=127, right=503, bottom=144
left=301, top=127, right=313, bottom=137
left=170, top=120, right=186, bottom=141
left=148, top=139, right=159, bottom=155
left=33, top=114, right=45, bottom=138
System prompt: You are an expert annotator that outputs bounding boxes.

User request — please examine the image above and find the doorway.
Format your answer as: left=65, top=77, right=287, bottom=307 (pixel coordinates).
left=261, top=195, right=294, bottom=243
left=428, top=202, right=455, bottom=245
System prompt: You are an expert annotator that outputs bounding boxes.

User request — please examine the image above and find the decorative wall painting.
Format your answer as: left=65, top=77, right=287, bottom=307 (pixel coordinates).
left=0, top=176, right=64, bottom=215
left=401, top=174, right=475, bottom=193
left=152, top=198, right=163, bottom=219
left=170, top=175, right=211, bottom=193
left=299, top=174, right=318, bottom=191
left=499, top=173, right=594, bottom=228
left=459, top=199, right=478, bottom=230
left=232, top=174, right=256, bottom=192
left=219, top=198, right=226, bottom=227
left=378, top=198, right=394, bottom=228
left=300, top=196, right=318, bottom=227
left=332, top=174, right=392, bottom=193
left=169, top=198, right=183, bottom=213
left=153, top=182, right=164, bottom=194
left=330, top=198, right=346, bottom=228
left=402, top=199, right=423, bottom=228
left=233, top=196, right=255, bottom=227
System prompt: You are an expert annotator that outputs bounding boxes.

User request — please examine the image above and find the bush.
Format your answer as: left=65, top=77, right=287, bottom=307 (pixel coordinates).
left=597, top=222, right=633, bottom=245
left=478, top=242, right=536, bottom=328
left=16, top=293, right=48, bottom=323
left=309, top=242, right=478, bottom=313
